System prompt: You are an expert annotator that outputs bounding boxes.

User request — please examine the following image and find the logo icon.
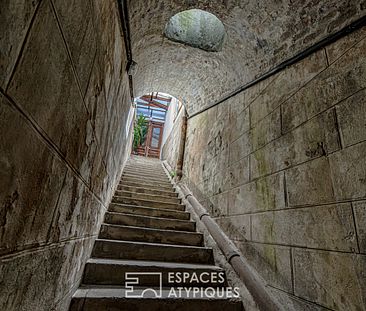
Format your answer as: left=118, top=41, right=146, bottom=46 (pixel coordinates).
left=125, top=272, right=163, bottom=298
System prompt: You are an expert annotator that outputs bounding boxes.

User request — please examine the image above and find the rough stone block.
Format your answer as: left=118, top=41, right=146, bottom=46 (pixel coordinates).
left=7, top=0, right=92, bottom=182
left=326, top=27, right=366, bottom=64
left=282, top=37, right=366, bottom=132
left=0, top=93, right=67, bottom=255
left=329, top=141, right=366, bottom=201
left=236, top=242, right=293, bottom=293
left=251, top=109, right=340, bottom=179
left=0, top=237, right=95, bottom=311
left=229, top=106, right=250, bottom=143
left=336, top=89, right=366, bottom=147
left=53, top=0, right=97, bottom=95
left=209, top=191, right=229, bottom=217
left=229, top=131, right=252, bottom=164
left=251, top=203, right=357, bottom=252
left=228, top=92, right=247, bottom=117
left=243, top=75, right=277, bottom=108
left=250, top=49, right=327, bottom=126
left=226, top=75, right=276, bottom=120
left=227, top=172, right=285, bottom=215
left=227, top=156, right=250, bottom=188
left=250, top=107, right=281, bottom=151
left=92, top=0, right=125, bottom=105
left=216, top=215, right=251, bottom=241
left=84, top=57, right=107, bottom=140
left=216, top=99, right=229, bottom=120
left=212, top=168, right=231, bottom=195
left=207, top=148, right=227, bottom=180
left=269, top=286, right=331, bottom=311
left=207, top=118, right=230, bottom=158
left=0, top=0, right=40, bottom=88
left=354, top=201, right=366, bottom=254
left=293, top=249, right=366, bottom=310
left=48, top=169, right=105, bottom=242
left=286, top=157, right=335, bottom=206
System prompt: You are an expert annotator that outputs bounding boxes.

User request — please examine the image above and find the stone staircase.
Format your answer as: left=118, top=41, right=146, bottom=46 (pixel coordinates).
left=69, top=156, right=242, bottom=310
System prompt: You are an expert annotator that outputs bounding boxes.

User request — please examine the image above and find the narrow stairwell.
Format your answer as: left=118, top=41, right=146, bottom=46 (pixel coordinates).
left=70, top=156, right=242, bottom=310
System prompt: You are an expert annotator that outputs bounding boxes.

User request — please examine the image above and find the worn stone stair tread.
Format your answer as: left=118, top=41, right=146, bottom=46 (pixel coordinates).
left=74, top=285, right=241, bottom=298
left=125, top=163, right=162, bottom=168
left=100, top=222, right=200, bottom=234
left=123, top=169, right=168, bottom=177
left=118, top=181, right=174, bottom=191
left=112, top=197, right=185, bottom=211
left=123, top=168, right=165, bottom=174
left=122, top=173, right=170, bottom=182
left=108, top=203, right=190, bottom=220
left=123, top=171, right=167, bottom=178
left=70, top=287, right=243, bottom=311
left=93, top=239, right=212, bottom=251
left=104, top=212, right=195, bottom=231
left=85, top=258, right=222, bottom=271
left=113, top=192, right=181, bottom=205
left=104, top=212, right=194, bottom=224
left=99, top=223, right=203, bottom=245
left=121, top=176, right=173, bottom=187
left=122, top=172, right=170, bottom=183
left=116, top=190, right=181, bottom=201
left=92, top=239, right=214, bottom=264
left=116, top=187, right=178, bottom=197
left=82, top=258, right=226, bottom=287
left=119, top=180, right=174, bottom=188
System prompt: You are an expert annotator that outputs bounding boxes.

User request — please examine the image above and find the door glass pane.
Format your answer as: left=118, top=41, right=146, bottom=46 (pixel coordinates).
left=151, top=127, right=161, bottom=148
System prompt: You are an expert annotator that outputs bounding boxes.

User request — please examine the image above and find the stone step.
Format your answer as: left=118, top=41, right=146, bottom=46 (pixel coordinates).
left=112, top=197, right=185, bottom=211
left=127, top=159, right=161, bottom=164
left=99, top=224, right=202, bottom=246
left=115, top=190, right=181, bottom=204
left=109, top=203, right=190, bottom=220
left=123, top=168, right=167, bottom=177
left=116, top=186, right=178, bottom=198
left=124, top=167, right=164, bottom=173
left=123, top=172, right=168, bottom=181
left=82, top=258, right=226, bottom=287
left=104, top=212, right=195, bottom=231
left=121, top=175, right=171, bottom=185
left=125, top=165, right=164, bottom=172
left=70, top=287, right=243, bottom=311
left=123, top=172, right=169, bottom=181
left=118, top=181, right=174, bottom=191
left=92, top=240, right=214, bottom=264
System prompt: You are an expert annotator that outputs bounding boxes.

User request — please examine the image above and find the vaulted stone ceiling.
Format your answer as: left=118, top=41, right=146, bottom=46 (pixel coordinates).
left=128, top=0, right=365, bottom=115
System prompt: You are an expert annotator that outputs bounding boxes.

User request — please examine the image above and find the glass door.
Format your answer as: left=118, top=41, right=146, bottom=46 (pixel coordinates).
left=146, top=122, right=163, bottom=158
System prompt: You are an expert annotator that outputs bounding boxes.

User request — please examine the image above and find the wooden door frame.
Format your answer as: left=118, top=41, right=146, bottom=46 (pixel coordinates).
left=145, top=121, right=164, bottom=158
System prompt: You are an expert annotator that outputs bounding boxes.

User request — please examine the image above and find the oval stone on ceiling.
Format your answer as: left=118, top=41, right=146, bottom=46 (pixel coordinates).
left=164, top=9, right=226, bottom=52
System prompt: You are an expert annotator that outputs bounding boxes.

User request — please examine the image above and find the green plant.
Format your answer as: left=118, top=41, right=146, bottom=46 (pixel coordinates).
left=170, top=170, right=176, bottom=177
left=133, top=114, right=148, bottom=150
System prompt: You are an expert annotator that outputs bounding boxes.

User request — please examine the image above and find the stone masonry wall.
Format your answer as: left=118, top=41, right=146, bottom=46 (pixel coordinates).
left=183, top=26, right=366, bottom=310
left=0, top=1, right=133, bottom=310
left=161, top=108, right=184, bottom=172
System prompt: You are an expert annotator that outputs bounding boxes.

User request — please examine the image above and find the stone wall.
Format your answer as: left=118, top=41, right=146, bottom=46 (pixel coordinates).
left=0, top=0, right=133, bottom=310
left=161, top=108, right=185, bottom=172
left=183, top=26, right=366, bottom=310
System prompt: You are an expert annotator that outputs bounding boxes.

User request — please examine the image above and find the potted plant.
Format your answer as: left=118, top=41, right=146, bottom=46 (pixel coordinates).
left=133, top=114, right=148, bottom=153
